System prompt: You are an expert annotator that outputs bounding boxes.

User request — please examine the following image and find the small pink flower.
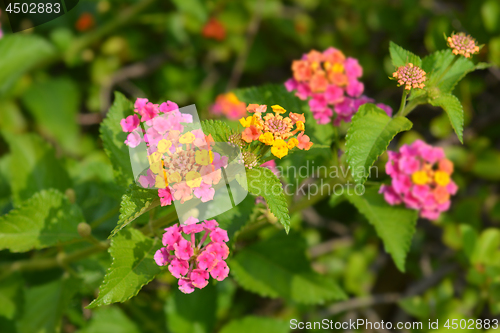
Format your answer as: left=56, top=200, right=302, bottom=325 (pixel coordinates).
left=284, top=78, right=298, bottom=92
left=125, top=131, right=142, bottom=148
left=160, top=101, right=179, bottom=113
left=344, top=57, right=363, bottom=79
left=134, top=98, right=149, bottom=111
left=139, top=102, right=159, bottom=122
left=158, top=188, right=173, bottom=206
left=211, top=152, right=229, bottom=170
left=178, top=278, right=195, bottom=294
left=346, top=79, right=364, bottom=97
left=168, top=258, right=189, bottom=278
left=183, top=223, right=204, bottom=234
left=162, top=224, right=181, bottom=248
left=206, top=242, right=229, bottom=260
left=325, top=85, right=344, bottom=104
left=184, top=216, right=199, bottom=225
left=120, top=115, right=140, bottom=132
left=260, top=160, right=280, bottom=177
left=210, top=228, right=229, bottom=243
left=376, top=103, right=393, bottom=117
left=172, top=182, right=193, bottom=204
left=139, top=169, right=156, bottom=188
left=197, top=252, right=217, bottom=271
left=193, top=182, right=216, bottom=202
left=200, top=166, right=222, bottom=185
left=210, top=261, right=229, bottom=281
left=152, top=116, right=170, bottom=134
left=154, top=248, right=170, bottom=266
left=174, top=238, right=194, bottom=260
left=190, top=269, right=209, bottom=289
left=203, top=219, right=219, bottom=231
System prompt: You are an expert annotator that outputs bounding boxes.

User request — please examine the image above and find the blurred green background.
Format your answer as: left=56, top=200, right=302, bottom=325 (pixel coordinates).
left=1, top=0, right=500, bottom=332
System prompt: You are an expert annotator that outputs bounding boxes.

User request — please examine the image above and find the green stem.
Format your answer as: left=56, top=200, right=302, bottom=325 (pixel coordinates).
left=140, top=210, right=178, bottom=236
left=396, top=90, right=409, bottom=116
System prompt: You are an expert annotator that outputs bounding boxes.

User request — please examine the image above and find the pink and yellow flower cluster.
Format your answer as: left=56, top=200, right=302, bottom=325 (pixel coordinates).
left=392, top=63, right=426, bottom=90
left=154, top=218, right=230, bottom=294
left=210, top=92, right=247, bottom=120
left=121, top=98, right=228, bottom=207
left=285, top=48, right=392, bottom=125
left=239, top=104, right=313, bottom=159
left=380, top=140, right=458, bottom=220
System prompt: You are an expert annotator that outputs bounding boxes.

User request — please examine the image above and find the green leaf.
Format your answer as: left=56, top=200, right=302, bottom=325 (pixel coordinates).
left=345, top=187, right=418, bottom=272
left=0, top=34, right=56, bottom=94
left=22, top=78, right=81, bottom=152
left=459, top=224, right=478, bottom=261
left=110, top=184, right=161, bottom=237
left=17, top=277, right=79, bottom=333
left=429, top=93, right=464, bottom=143
left=346, top=104, right=413, bottom=185
left=0, top=189, right=84, bottom=252
left=171, top=0, right=207, bottom=22
left=100, top=92, right=135, bottom=186
left=230, top=232, right=346, bottom=304
left=389, top=41, right=422, bottom=67
left=165, top=283, right=217, bottom=333
left=87, top=228, right=162, bottom=308
left=77, top=306, right=141, bottom=333
left=3, top=133, right=71, bottom=206
left=0, top=273, right=24, bottom=320
left=471, top=228, right=500, bottom=266
left=219, top=316, right=290, bottom=333
left=422, top=49, right=475, bottom=93
left=201, top=119, right=232, bottom=142
left=245, top=167, right=290, bottom=232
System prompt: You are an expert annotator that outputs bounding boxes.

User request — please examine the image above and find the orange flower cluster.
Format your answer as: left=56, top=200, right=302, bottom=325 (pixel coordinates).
left=447, top=33, right=480, bottom=58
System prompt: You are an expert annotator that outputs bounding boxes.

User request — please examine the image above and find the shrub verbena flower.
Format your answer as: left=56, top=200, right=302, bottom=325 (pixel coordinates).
left=447, top=32, right=480, bottom=58
left=121, top=98, right=228, bottom=207
left=285, top=48, right=392, bottom=125
left=238, top=104, right=313, bottom=159
left=154, top=218, right=230, bottom=293
left=392, top=63, right=426, bottom=90
left=379, top=140, right=458, bottom=220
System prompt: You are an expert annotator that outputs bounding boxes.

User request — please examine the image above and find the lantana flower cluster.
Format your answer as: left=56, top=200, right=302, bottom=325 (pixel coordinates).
left=379, top=140, right=458, bottom=220
left=210, top=92, right=247, bottom=120
left=237, top=104, right=313, bottom=160
left=285, top=48, right=392, bottom=125
left=121, top=98, right=228, bottom=206
left=447, top=32, right=480, bottom=58
left=154, top=218, right=230, bottom=294
left=392, top=63, right=427, bottom=90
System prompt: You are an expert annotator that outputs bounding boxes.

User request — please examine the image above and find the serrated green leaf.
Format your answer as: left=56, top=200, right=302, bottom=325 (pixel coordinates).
left=346, top=104, right=412, bottom=185
left=22, top=78, right=81, bottom=152
left=429, top=93, right=464, bottom=143
left=219, top=316, right=290, bottom=333
left=87, top=228, right=162, bottom=308
left=77, top=306, right=141, bottom=333
left=17, top=277, right=80, bottom=333
left=110, top=184, right=161, bottom=237
left=389, top=41, right=422, bottom=67
left=245, top=167, right=290, bottom=232
left=476, top=62, right=492, bottom=70
left=0, top=34, right=56, bottom=94
left=0, top=189, right=84, bottom=252
left=230, top=232, right=346, bottom=304
left=100, top=92, right=135, bottom=186
left=201, top=119, right=232, bottom=142
left=345, top=187, right=418, bottom=272
left=165, top=283, right=217, bottom=333
left=422, top=49, right=475, bottom=93
left=3, top=133, right=71, bottom=206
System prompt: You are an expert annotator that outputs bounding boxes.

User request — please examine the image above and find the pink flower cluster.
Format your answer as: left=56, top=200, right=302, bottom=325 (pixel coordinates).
left=380, top=140, right=458, bottom=220
left=120, top=98, right=229, bottom=207
left=154, top=218, right=230, bottom=294
left=285, top=48, right=392, bottom=125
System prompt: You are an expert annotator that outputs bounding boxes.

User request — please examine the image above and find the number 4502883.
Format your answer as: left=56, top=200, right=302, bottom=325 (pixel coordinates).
left=6, top=2, right=61, bottom=14
left=444, top=319, right=498, bottom=330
